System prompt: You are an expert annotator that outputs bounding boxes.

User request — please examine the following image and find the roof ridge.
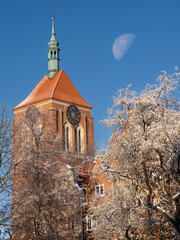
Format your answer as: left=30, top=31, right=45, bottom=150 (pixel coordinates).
left=51, top=70, right=63, bottom=98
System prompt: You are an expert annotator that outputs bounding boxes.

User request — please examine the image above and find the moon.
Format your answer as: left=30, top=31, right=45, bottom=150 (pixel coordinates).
left=112, top=34, right=136, bottom=61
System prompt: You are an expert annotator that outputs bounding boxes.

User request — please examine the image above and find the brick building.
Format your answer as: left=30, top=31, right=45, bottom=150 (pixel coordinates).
left=13, top=16, right=101, bottom=239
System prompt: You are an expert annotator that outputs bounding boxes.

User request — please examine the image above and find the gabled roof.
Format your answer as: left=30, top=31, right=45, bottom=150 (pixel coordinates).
left=14, top=70, right=92, bottom=110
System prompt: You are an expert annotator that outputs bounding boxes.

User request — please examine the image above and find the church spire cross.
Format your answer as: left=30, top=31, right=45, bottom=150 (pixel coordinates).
left=48, top=16, right=60, bottom=78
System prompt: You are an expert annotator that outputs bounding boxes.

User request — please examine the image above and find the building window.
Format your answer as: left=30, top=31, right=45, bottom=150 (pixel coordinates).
left=54, top=51, right=57, bottom=58
left=51, top=51, right=53, bottom=58
left=75, top=125, right=84, bottom=154
left=66, top=127, right=69, bottom=151
left=72, top=218, right=76, bottom=232
left=62, top=112, right=65, bottom=151
left=63, top=122, right=72, bottom=152
left=22, top=126, right=32, bottom=147
left=86, top=215, right=96, bottom=231
left=75, top=127, right=77, bottom=152
left=56, top=110, right=59, bottom=132
left=78, top=129, right=81, bottom=153
left=95, top=184, right=104, bottom=197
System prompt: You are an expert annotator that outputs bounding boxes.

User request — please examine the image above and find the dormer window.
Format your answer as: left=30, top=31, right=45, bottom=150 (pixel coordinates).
left=95, top=184, right=104, bottom=197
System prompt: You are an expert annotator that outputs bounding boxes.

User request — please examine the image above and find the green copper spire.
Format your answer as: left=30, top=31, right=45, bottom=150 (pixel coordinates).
left=48, top=16, right=60, bottom=78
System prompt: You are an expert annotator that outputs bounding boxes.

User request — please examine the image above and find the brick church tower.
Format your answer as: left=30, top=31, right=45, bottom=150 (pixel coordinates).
left=13, top=17, right=94, bottom=157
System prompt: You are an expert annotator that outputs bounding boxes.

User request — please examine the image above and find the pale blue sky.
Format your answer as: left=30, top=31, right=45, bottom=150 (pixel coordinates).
left=0, top=0, right=180, bottom=149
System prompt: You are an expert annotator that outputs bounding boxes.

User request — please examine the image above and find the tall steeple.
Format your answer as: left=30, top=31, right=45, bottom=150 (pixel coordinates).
left=48, top=16, right=60, bottom=78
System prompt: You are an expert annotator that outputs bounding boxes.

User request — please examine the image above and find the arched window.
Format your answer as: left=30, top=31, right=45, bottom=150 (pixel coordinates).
left=75, top=127, right=77, bottom=152
left=54, top=51, right=57, bottom=58
left=56, top=110, right=59, bottom=133
left=66, top=127, right=69, bottom=151
left=22, top=122, right=42, bottom=150
left=51, top=51, right=53, bottom=58
left=63, top=122, right=72, bottom=152
left=22, top=126, right=31, bottom=145
left=75, top=125, right=84, bottom=154
left=62, top=112, right=65, bottom=151
left=79, top=129, right=81, bottom=153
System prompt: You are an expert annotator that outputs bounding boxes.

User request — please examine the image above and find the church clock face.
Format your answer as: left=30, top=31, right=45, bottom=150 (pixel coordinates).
left=66, top=105, right=81, bottom=125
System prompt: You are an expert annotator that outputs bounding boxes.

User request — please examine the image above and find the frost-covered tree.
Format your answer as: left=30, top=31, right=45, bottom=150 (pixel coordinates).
left=96, top=71, right=180, bottom=239
left=0, top=104, right=12, bottom=239
left=13, top=107, right=83, bottom=240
